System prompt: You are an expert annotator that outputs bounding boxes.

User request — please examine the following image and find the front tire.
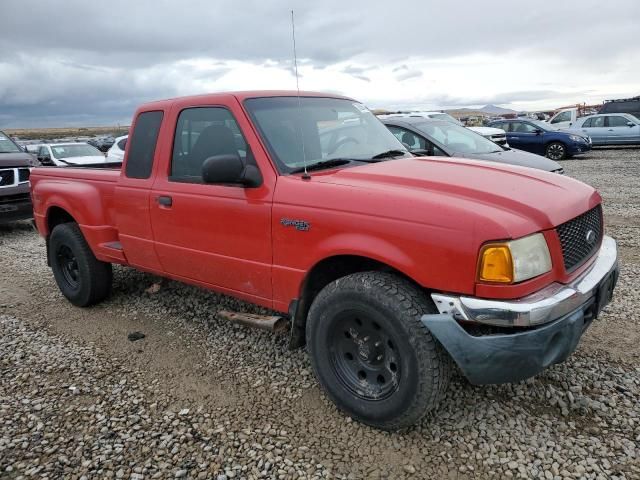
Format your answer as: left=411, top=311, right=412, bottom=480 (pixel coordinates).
left=306, top=272, right=451, bottom=430
left=49, top=223, right=112, bottom=307
left=546, top=141, right=567, bottom=160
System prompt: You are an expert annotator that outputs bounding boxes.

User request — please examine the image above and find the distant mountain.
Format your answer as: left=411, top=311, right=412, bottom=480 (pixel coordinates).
left=480, top=104, right=517, bottom=115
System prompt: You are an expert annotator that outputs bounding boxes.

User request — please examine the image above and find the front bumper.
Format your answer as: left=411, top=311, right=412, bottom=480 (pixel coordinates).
left=422, top=236, right=618, bottom=385
left=568, top=139, right=592, bottom=155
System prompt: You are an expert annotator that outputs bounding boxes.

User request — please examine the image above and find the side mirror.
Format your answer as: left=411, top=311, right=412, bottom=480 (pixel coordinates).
left=533, top=128, right=543, bottom=134
left=627, top=121, right=635, bottom=127
left=201, top=154, right=262, bottom=188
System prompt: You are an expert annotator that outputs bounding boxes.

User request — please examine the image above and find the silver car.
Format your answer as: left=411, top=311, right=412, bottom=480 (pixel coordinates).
left=570, top=113, right=640, bottom=146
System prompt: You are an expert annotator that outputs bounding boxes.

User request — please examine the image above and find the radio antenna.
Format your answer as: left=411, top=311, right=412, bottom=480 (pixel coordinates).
left=291, top=10, right=309, bottom=179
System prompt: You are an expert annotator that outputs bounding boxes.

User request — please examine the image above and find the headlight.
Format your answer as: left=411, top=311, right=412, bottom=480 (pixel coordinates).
left=478, top=233, right=552, bottom=283
left=569, top=135, right=584, bottom=142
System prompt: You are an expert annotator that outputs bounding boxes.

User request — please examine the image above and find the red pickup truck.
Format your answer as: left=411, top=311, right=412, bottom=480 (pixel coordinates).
left=31, top=91, right=618, bottom=430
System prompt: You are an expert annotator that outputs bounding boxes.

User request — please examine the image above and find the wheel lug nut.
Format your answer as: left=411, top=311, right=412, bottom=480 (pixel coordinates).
left=374, top=341, right=381, bottom=347
left=376, top=355, right=383, bottom=361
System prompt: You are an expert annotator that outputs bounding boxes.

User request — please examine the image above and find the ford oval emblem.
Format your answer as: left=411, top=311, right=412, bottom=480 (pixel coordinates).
left=586, top=229, right=596, bottom=245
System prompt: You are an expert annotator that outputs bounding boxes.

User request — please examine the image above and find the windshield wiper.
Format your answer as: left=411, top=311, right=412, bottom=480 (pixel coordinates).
left=370, top=149, right=407, bottom=160
left=289, top=158, right=356, bottom=174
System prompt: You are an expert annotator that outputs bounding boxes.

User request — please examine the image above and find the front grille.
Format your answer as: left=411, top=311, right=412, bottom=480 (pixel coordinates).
left=18, top=168, right=30, bottom=183
left=0, top=169, right=15, bottom=186
left=556, top=205, right=603, bottom=272
left=0, top=192, right=30, bottom=204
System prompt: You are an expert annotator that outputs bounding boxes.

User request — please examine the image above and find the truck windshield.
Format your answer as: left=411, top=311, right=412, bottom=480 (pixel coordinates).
left=244, top=96, right=410, bottom=174
left=0, top=133, right=22, bottom=153
left=414, top=121, right=505, bottom=155
left=51, top=144, right=103, bottom=159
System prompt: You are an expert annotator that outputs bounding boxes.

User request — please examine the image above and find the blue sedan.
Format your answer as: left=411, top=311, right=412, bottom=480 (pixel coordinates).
left=569, top=113, right=640, bottom=146
left=488, top=119, right=591, bottom=160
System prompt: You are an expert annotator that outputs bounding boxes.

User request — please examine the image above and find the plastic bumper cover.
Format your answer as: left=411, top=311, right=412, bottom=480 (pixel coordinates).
left=422, top=236, right=618, bottom=385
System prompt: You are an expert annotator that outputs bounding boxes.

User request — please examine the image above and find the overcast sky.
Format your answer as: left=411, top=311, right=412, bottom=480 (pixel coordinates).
left=1, top=0, right=639, bottom=128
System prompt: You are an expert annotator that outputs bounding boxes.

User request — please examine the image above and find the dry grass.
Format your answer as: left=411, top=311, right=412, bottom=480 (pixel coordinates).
left=4, top=126, right=129, bottom=140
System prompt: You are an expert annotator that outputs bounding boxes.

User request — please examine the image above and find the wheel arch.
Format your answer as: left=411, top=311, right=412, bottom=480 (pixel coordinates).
left=288, top=254, right=423, bottom=349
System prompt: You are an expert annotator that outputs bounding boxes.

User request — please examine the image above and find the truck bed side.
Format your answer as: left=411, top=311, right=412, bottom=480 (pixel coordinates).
left=30, top=167, right=125, bottom=263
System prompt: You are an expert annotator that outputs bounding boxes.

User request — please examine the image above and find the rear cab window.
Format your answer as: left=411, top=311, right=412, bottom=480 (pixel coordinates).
left=125, top=111, right=164, bottom=179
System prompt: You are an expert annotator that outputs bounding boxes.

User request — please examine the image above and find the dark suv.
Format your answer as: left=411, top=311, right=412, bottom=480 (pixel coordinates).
left=599, top=96, right=640, bottom=119
left=0, top=131, right=37, bottom=224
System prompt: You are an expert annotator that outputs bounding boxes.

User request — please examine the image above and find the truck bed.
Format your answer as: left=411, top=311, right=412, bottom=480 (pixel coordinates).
left=30, top=166, right=124, bottom=263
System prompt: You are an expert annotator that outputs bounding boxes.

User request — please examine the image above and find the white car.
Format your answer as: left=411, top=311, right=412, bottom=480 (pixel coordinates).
left=36, top=143, right=111, bottom=167
left=381, top=111, right=508, bottom=146
left=106, top=135, right=128, bottom=163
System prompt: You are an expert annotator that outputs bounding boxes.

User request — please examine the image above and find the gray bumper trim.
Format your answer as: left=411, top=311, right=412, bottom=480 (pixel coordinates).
left=422, top=309, right=586, bottom=385
left=432, top=235, right=617, bottom=327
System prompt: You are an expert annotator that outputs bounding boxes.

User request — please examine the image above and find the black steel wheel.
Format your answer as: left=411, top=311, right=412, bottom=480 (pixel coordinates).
left=306, top=272, right=452, bottom=430
left=49, top=222, right=112, bottom=307
left=329, top=310, right=401, bottom=401
left=546, top=141, right=567, bottom=160
left=56, top=244, right=80, bottom=290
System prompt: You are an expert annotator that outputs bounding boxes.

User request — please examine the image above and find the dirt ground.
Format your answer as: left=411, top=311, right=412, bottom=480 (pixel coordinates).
left=1, top=147, right=639, bottom=479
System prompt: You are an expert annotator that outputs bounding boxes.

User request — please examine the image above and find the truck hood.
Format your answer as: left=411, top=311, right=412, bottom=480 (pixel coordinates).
left=468, top=126, right=505, bottom=136
left=309, top=157, right=599, bottom=239
left=0, top=152, right=35, bottom=167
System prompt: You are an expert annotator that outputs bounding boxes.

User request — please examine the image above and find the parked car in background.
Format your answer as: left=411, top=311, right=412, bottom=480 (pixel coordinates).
left=105, top=135, right=128, bottom=163
left=569, top=113, right=640, bottom=146
left=37, top=143, right=117, bottom=167
left=88, top=136, right=115, bottom=152
left=489, top=119, right=591, bottom=160
left=24, top=144, right=43, bottom=156
left=382, top=117, right=564, bottom=173
left=383, top=111, right=509, bottom=146
left=0, top=131, right=37, bottom=223
left=599, top=96, right=640, bottom=119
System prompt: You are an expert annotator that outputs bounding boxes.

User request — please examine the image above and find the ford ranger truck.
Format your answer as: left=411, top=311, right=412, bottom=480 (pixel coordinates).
left=0, top=131, right=36, bottom=224
left=30, top=91, right=619, bottom=430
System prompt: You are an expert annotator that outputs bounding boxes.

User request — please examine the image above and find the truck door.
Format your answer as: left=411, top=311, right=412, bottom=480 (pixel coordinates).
left=114, top=110, right=165, bottom=271
left=149, top=102, right=274, bottom=304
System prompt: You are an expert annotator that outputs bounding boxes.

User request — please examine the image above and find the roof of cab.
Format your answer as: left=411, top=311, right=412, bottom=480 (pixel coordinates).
left=136, top=90, right=354, bottom=111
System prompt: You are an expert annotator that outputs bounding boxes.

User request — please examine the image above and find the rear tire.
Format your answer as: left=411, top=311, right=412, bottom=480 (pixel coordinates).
left=306, top=272, right=451, bottom=430
left=546, top=141, right=567, bottom=160
left=49, top=223, right=112, bottom=307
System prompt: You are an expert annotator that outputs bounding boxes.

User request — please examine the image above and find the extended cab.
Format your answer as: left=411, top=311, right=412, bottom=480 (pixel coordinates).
left=30, top=91, right=619, bottom=430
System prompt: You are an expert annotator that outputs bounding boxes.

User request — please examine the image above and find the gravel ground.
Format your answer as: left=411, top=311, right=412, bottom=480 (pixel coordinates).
left=1, top=147, right=639, bottom=479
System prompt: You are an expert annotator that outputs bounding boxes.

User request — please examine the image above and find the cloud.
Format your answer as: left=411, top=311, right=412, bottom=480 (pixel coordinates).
left=0, top=0, right=639, bottom=127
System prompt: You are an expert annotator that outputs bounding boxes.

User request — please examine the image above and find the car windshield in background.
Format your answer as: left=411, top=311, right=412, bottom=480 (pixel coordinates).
left=0, top=133, right=22, bottom=153
left=51, top=144, right=103, bottom=159
left=413, top=121, right=503, bottom=155
left=244, top=96, right=409, bottom=174
left=430, top=113, right=462, bottom=124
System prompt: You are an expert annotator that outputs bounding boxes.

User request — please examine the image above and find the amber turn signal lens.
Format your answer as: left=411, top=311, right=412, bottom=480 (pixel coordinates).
left=478, top=245, right=514, bottom=283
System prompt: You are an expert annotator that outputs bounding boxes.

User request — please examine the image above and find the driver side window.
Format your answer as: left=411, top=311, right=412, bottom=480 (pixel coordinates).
left=171, top=107, right=251, bottom=183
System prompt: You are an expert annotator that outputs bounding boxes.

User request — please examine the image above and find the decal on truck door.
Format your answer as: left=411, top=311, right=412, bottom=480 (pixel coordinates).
left=280, top=218, right=311, bottom=231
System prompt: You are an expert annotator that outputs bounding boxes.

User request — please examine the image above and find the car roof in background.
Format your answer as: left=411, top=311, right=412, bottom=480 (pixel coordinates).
left=380, top=117, right=452, bottom=127
left=47, top=142, right=96, bottom=147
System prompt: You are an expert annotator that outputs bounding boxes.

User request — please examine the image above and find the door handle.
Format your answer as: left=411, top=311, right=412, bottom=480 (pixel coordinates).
left=157, top=195, right=173, bottom=207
